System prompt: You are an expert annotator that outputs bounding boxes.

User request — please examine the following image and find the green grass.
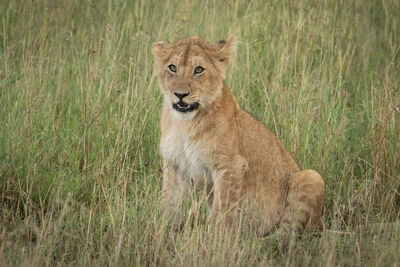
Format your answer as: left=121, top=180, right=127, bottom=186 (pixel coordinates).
left=1, top=0, right=399, bottom=265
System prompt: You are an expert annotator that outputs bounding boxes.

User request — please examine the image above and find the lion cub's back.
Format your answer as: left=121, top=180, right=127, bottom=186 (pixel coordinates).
left=237, top=109, right=299, bottom=190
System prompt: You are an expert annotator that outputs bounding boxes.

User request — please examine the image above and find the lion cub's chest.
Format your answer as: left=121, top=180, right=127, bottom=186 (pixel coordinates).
left=160, top=125, right=212, bottom=184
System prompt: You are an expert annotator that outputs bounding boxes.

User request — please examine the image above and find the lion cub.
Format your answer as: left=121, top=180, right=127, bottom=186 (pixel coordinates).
left=152, top=36, right=325, bottom=233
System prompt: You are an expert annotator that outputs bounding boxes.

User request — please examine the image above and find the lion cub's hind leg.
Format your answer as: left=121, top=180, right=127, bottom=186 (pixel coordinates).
left=281, top=170, right=325, bottom=232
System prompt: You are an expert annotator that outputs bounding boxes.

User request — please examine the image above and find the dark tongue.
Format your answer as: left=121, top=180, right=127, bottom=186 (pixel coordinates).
left=179, top=102, right=189, bottom=108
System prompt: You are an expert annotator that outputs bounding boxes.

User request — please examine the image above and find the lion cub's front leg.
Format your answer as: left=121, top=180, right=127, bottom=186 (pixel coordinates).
left=162, top=161, right=189, bottom=228
left=211, top=155, right=247, bottom=225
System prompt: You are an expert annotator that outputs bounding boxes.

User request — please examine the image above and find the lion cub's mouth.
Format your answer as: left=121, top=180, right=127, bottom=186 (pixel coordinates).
left=173, top=101, right=199, bottom=113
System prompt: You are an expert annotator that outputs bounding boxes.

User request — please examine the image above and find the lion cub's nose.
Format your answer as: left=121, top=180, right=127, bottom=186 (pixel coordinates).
left=174, top=92, right=189, bottom=100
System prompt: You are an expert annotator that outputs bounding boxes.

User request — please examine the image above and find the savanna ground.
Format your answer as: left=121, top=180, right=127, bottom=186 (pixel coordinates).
left=1, top=0, right=399, bottom=266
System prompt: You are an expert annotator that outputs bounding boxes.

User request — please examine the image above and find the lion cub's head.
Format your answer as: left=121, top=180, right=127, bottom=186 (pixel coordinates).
left=152, top=36, right=237, bottom=114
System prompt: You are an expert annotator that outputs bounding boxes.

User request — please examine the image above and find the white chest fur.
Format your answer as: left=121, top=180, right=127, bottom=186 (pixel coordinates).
left=160, top=116, right=212, bottom=184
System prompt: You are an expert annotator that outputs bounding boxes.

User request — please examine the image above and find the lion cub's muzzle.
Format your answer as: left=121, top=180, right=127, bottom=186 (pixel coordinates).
left=172, top=92, right=199, bottom=113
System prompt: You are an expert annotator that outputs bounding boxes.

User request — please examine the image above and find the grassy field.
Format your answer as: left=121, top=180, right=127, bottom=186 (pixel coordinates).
left=1, top=0, right=399, bottom=265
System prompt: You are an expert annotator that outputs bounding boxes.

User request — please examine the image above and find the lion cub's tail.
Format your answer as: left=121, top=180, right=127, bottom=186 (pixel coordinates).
left=281, top=170, right=325, bottom=231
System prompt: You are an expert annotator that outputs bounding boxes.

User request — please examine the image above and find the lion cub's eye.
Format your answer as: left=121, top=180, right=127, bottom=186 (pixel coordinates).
left=168, top=64, right=177, bottom=73
left=194, top=66, right=204, bottom=75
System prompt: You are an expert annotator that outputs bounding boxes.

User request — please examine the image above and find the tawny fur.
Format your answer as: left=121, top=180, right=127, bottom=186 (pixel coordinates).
left=152, top=36, right=325, bottom=233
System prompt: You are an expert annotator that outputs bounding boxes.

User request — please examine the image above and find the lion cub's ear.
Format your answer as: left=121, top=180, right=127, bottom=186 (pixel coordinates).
left=217, top=36, right=237, bottom=67
left=152, top=41, right=173, bottom=60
